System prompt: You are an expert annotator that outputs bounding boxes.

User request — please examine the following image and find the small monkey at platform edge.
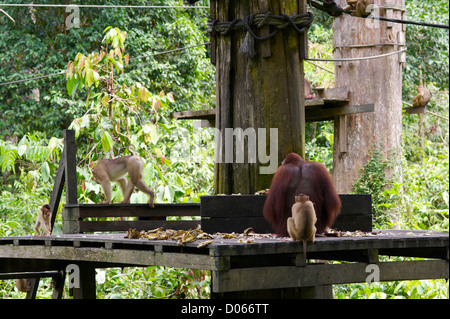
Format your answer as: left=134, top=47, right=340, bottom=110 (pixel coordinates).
left=287, top=194, right=317, bottom=258
left=304, top=78, right=316, bottom=100
left=92, top=148, right=155, bottom=207
left=412, top=85, right=431, bottom=108
left=34, top=204, right=52, bottom=236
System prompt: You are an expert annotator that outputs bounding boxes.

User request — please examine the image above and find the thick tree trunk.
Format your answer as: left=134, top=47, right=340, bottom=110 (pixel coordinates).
left=332, top=0, right=405, bottom=193
left=213, top=0, right=307, bottom=194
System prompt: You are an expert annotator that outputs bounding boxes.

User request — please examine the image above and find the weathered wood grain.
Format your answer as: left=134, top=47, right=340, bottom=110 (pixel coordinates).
left=332, top=0, right=406, bottom=193
left=214, top=0, right=307, bottom=195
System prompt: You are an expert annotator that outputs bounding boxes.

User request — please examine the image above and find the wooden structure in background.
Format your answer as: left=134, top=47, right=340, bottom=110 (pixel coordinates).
left=173, top=86, right=374, bottom=133
left=332, top=0, right=406, bottom=193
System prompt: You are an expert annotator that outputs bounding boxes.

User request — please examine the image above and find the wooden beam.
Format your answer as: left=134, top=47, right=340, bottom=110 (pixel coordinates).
left=49, top=157, right=65, bottom=228
left=212, top=260, right=449, bottom=293
left=173, top=109, right=216, bottom=122
left=313, top=86, right=349, bottom=100
left=78, top=220, right=200, bottom=233
left=172, top=102, right=372, bottom=124
left=404, top=106, right=426, bottom=115
left=0, top=271, right=62, bottom=280
left=306, top=103, right=375, bottom=122
left=68, top=203, right=200, bottom=218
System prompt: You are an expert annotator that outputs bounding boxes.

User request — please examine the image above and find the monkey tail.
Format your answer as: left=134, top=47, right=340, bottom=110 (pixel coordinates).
left=127, top=145, right=136, bottom=155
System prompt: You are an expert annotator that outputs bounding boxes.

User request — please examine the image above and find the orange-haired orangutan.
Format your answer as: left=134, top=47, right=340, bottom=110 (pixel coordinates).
left=263, top=153, right=341, bottom=237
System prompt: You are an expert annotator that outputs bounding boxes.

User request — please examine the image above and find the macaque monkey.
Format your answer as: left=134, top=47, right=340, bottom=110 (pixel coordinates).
left=304, top=78, right=316, bottom=100
left=15, top=278, right=31, bottom=293
left=92, top=150, right=155, bottom=207
left=34, top=204, right=52, bottom=236
left=287, top=194, right=317, bottom=258
left=344, top=0, right=375, bottom=17
left=412, top=85, right=431, bottom=108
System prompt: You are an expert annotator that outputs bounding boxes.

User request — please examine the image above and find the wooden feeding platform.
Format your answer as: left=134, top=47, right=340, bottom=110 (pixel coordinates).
left=0, top=132, right=448, bottom=299
left=1, top=227, right=448, bottom=299
left=0, top=195, right=448, bottom=299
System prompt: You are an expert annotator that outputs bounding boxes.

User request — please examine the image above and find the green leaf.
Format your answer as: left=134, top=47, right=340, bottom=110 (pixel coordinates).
left=149, top=126, right=159, bottom=145
left=103, top=26, right=112, bottom=34
left=143, top=163, right=155, bottom=186
left=101, top=131, right=114, bottom=153
left=101, top=94, right=109, bottom=107
left=85, top=68, right=94, bottom=88
left=93, top=70, right=100, bottom=87
left=66, top=76, right=78, bottom=97
left=18, top=144, right=27, bottom=156
left=139, top=87, right=150, bottom=102
left=41, top=161, right=50, bottom=182
left=164, top=185, right=175, bottom=203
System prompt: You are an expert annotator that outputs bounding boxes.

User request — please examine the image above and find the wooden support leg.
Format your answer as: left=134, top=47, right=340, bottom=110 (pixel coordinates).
left=72, top=263, right=96, bottom=299
left=51, top=270, right=66, bottom=299
left=26, top=278, right=39, bottom=299
left=299, top=285, right=333, bottom=299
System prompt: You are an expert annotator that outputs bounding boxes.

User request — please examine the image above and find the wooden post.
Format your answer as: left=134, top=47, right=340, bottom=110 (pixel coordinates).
left=332, top=0, right=405, bottom=193
left=213, top=0, right=307, bottom=194
left=72, top=262, right=96, bottom=299
left=49, top=129, right=78, bottom=227
left=63, top=129, right=78, bottom=205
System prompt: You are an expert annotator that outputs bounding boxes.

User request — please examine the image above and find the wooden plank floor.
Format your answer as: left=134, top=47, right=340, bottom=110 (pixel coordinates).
left=1, top=229, right=448, bottom=265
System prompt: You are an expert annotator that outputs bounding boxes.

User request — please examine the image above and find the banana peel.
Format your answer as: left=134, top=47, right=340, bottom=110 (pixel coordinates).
left=125, top=225, right=266, bottom=247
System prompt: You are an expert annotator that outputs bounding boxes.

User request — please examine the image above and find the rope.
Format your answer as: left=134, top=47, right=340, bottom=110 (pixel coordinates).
left=309, top=0, right=349, bottom=17
left=0, top=4, right=209, bottom=9
left=368, top=15, right=449, bottom=30
left=0, top=72, right=65, bottom=87
left=0, top=8, right=15, bottom=23
left=208, top=12, right=314, bottom=37
left=0, top=43, right=209, bottom=87
left=309, top=0, right=449, bottom=29
left=208, top=12, right=314, bottom=58
left=129, top=42, right=209, bottom=61
left=306, top=47, right=406, bottom=62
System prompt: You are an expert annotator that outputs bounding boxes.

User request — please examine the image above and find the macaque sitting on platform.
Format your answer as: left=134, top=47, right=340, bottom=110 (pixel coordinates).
left=287, top=194, right=317, bottom=258
left=344, top=0, right=375, bottom=17
left=304, top=78, right=316, bottom=100
left=34, top=204, right=52, bottom=236
left=412, top=85, right=431, bottom=108
left=92, top=150, right=155, bottom=207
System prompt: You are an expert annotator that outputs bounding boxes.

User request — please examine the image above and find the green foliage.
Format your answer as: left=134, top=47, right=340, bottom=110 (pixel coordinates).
left=97, top=267, right=210, bottom=299
left=0, top=0, right=214, bottom=138
left=334, top=279, right=448, bottom=299
left=403, top=1, right=449, bottom=96
left=0, top=134, right=63, bottom=236
left=64, top=26, right=214, bottom=206
left=352, top=147, right=396, bottom=227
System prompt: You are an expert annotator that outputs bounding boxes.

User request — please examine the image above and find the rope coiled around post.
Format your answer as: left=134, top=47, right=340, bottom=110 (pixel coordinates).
left=207, top=11, right=314, bottom=58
